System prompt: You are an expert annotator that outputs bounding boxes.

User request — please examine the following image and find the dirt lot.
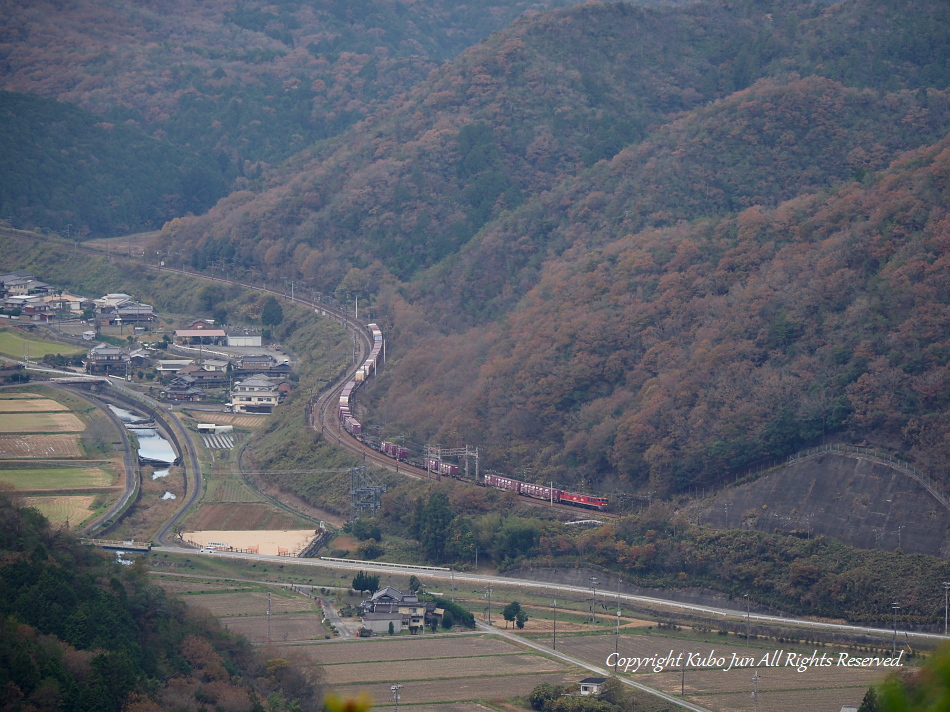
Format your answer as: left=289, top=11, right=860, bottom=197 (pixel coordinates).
left=0, top=412, right=84, bottom=433
left=187, top=504, right=302, bottom=532
left=0, top=434, right=83, bottom=458
left=0, top=399, right=68, bottom=412
left=184, top=528, right=318, bottom=555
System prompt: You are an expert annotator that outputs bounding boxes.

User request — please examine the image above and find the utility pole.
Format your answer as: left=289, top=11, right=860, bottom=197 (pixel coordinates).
left=745, top=593, right=750, bottom=643
left=390, top=683, right=402, bottom=712
left=751, top=672, right=760, bottom=712
left=615, top=577, right=622, bottom=671
left=892, top=602, right=901, bottom=655
left=944, top=582, right=949, bottom=635
left=267, top=592, right=272, bottom=644
left=553, top=598, right=557, bottom=650
left=589, top=576, right=598, bottom=625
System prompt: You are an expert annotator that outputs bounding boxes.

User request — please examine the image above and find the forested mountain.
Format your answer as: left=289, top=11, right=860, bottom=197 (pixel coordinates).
left=0, top=92, right=225, bottom=237
left=0, top=0, right=591, bottom=180
left=6, top=0, right=949, bottom=496
left=156, top=0, right=950, bottom=282
left=0, top=494, right=321, bottom=711
left=1, top=0, right=599, bottom=237
left=146, top=0, right=950, bottom=494
left=371, top=134, right=950, bottom=492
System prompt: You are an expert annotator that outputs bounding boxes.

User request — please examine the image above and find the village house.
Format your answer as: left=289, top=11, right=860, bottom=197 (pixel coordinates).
left=160, top=375, right=204, bottom=402
left=0, top=273, right=53, bottom=297
left=234, top=353, right=291, bottom=377
left=94, top=293, right=156, bottom=325
left=84, top=343, right=130, bottom=375
left=177, top=362, right=230, bottom=387
left=578, top=678, right=607, bottom=696
left=155, top=359, right=194, bottom=376
left=230, top=374, right=279, bottom=413
left=358, top=587, right=430, bottom=634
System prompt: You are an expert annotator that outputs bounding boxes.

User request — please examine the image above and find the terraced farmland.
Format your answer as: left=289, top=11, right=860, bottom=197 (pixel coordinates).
left=0, top=388, right=124, bottom=527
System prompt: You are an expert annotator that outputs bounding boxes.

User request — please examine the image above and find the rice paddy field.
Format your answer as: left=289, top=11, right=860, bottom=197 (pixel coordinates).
left=0, top=398, right=68, bottom=412
left=0, top=434, right=83, bottom=458
left=22, top=495, right=97, bottom=526
left=0, top=465, right=115, bottom=490
left=0, top=387, right=124, bottom=527
left=151, top=577, right=330, bottom=644
left=0, top=412, right=84, bottom=432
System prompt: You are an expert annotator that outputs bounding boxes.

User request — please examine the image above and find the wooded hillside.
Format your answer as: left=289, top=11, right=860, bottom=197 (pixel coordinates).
left=5, top=0, right=950, bottom=497
left=146, top=0, right=950, bottom=494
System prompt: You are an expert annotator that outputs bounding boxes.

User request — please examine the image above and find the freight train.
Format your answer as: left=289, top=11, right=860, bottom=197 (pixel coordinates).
left=337, top=322, right=608, bottom=512
left=338, top=323, right=383, bottom=435
left=483, top=473, right=609, bottom=511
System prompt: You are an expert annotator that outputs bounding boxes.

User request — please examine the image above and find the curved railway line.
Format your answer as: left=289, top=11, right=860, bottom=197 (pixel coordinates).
left=5, top=231, right=616, bottom=520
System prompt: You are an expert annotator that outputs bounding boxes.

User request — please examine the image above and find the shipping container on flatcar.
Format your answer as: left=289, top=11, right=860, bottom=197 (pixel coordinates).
left=439, top=462, right=459, bottom=476
left=484, top=473, right=521, bottom=492
left=520, top=481, right=558, bottom=501
left=343, top=417, right=362, bottom=435
left=381, top=441, right=409, bottom=460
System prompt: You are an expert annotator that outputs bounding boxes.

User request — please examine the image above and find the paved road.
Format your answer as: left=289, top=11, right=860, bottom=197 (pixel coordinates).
left=158, top=546, right=950, bottom=645
left=480, top=621, right=714, bottom=712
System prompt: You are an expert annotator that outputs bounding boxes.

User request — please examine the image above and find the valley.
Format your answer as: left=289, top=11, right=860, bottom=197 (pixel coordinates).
left=3, top=0, right=950, bottom=708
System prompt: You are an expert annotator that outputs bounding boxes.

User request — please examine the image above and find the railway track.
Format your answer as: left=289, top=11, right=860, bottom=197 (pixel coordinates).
left=5, top=230, right=619, bottom=519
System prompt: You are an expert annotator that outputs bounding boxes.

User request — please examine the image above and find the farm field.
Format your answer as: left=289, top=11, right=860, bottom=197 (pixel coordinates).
left=326, top=653, right=565, bottom=685
left=0, top=412, right=84, bottom=432
left=22, top=495, right=97, bottom=526
left=0, top=434, right=83, bottom=458
left=0, top=398, right=68, bottom=412
left=187, top=504, right=302, bottom=532
left=152, top=579, right=330, bottom=642
left=0, top=465, right=114, bottom=490
left=333, top=673, right=573, bottom=707
left=222, top=613, right=330, bottom=643
left=553, top=632, right=889, bottom=712
left=203, top=477, right=265, bottom=503
left=280, top=634, right=583, bottom=708
left=0, top=388, right=125, bottom=530
left=306, top=636, right=519, bottom=664
left=0, top=328, right=85, bottom=359
left=178, top=590, right=317, bottom=617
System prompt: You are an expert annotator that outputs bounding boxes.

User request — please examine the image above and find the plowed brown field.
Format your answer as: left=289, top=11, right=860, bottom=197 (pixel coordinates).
left=222, top=613, right=329, bottom=643
left=183, top=591, right=316, bottom=617
left=0, top=434, right=82, bottom=458
left=188, top=504, right=300, bottom=531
